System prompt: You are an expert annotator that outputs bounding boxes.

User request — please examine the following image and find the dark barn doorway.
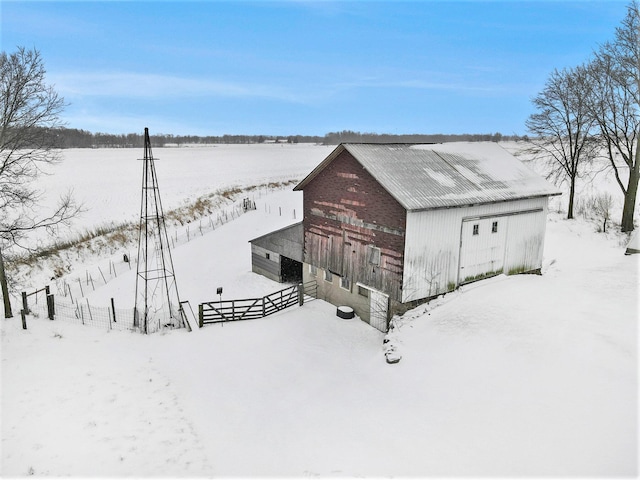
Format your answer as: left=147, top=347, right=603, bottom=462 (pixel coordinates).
left=281, top=256, right=303, bottom=283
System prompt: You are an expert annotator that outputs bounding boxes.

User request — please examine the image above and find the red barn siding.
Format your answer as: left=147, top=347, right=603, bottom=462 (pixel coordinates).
left=302, top=150, right=406, bottom=301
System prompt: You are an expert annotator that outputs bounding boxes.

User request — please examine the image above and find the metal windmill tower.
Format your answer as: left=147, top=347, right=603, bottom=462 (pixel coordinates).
left=134, top=127, right=183, bottom=333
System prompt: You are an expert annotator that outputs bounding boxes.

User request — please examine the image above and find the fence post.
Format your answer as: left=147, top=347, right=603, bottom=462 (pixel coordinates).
left=22, top=291, right=28, bottom=315
left=111, top=298, right=117, bottom=323
left=198, top=304, right=203, bottom=328
left=21, top=309, right=27, bottom=330
left=67, top=282, right=74, bottom=304
left=85, top=299, right=94, bottom=323
left=298, top=283, right=304, bottom=306
left=46, top=294, right=55, bottom=320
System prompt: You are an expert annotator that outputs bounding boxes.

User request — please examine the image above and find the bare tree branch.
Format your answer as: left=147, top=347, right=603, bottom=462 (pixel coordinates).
left=0, top=47, right=81, bottom=317
left=525, top=66, right=599, bottom=219
left=587, top=1, right=640, bottom=232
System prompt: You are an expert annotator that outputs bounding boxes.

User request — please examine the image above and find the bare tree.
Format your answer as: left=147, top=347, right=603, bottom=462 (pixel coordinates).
left=578, top=192, right=615, bottom=233
left=526, top=65, right=599, bottom=219
left=0, top=47, right=81, bottom=318
left=587, top=1, right=640, bottom=232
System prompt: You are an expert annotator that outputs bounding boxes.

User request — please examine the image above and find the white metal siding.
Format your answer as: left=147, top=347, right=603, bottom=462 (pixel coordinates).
left=402, top=197, right=549, bottom=303
left=459, top=217, right=507, bottom=283
left=503, top=208, right=547, bottom=275
left=251, top=244, right=281, bottom=282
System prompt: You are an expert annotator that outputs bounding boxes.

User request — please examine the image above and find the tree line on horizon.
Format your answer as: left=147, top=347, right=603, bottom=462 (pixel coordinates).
left=52, top=128, right=524, bottom=148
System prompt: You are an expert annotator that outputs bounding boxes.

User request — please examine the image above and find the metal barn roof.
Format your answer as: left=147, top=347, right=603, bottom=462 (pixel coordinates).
left=294, top=142, right=561, bottom=211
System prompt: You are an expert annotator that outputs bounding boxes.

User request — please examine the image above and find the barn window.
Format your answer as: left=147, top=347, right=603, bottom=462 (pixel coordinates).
left=492, top=221, right=498, bottom=233
left=358, top=285, right=369, bottom=297
left=324, top=270, right=333, bottom=283
left=265, top=253, right=271, bottom=260
left=340, top=277, right=351, bottom=291
left=472, top=224, right=479, bottom=235
left=368, top=246, right=381, bottom=265
left=309, top=264, right=317, bottom=276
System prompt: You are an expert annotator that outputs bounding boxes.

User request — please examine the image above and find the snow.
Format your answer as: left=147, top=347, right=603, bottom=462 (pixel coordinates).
left=29, top=144, right=333, bottom=245
left=422, top=167, right=456, bottom=188
left=627, top=229, right=639, bottom=254
left=1, top=144, right=638, bottom=477
left=413, top=141, right=533, bottom=181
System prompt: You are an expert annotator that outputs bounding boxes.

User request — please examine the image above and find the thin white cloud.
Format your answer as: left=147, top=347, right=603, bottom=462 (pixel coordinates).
left=49, top=71, right=305, bottom=103
left=61, top=109, right=207, bottom=136
left=329, top=75, right=515, bottom=97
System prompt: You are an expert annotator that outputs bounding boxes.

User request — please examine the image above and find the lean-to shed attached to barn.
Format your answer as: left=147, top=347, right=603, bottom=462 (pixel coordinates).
left=292, top=142, right=561, bottom=332
left=249, top=222, right=304, bottom=283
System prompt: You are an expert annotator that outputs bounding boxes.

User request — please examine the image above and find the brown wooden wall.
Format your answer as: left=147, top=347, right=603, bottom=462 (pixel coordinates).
left=301, top=149, right=406, bottom=301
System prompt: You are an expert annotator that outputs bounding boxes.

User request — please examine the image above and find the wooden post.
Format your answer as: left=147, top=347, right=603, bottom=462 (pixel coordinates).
left=298, top=283, right=304, bottom=306
left=111, top=298, right=117, bottom=323
left=46, top=294, right=54, bottom=320
left=22, top=291, right=28, bottom=315
left=21, top=309, right=27, bottom=330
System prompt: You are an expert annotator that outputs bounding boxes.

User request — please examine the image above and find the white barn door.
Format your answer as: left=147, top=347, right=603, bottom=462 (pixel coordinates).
left=369, top=289, right=389, bottom=332
left=459, top=217, right=507, bottom=284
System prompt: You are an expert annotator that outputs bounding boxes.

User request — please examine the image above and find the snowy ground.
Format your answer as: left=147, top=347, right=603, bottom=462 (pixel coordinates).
left=1, top=144, right=638, bottom=477
left=27, top=143, right=333, bottom=246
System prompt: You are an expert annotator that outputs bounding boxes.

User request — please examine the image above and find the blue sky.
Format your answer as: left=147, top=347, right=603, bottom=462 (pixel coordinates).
left=1, top=1, right=628, bottom=136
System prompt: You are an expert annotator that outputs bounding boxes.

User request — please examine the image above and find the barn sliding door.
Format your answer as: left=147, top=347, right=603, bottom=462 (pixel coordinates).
left=458, top=217, right=507, bottom=284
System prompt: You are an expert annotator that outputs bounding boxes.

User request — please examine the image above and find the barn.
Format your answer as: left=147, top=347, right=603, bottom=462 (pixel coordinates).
left=292, top=142, right=561, bottom=332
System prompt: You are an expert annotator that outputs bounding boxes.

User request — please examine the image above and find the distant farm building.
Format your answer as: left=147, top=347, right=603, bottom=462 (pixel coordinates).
left=255, top=142, right=560, bottom=332
left=249, top=222, right=304, bottom=283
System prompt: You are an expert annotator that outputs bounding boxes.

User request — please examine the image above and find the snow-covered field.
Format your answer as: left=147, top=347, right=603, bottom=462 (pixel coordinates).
left=1, top=143, right=638, bottom=476
left=30, top=143, right=334, bottom=244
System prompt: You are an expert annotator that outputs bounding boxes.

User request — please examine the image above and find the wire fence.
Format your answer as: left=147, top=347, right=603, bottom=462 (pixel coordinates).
left=15, top=184, right=302, bottom=333
left=48, top=198, right=256, bottom=304
left=47, top=191, right=300, bottom=305
left=26, top=294, right=136, bottom=332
